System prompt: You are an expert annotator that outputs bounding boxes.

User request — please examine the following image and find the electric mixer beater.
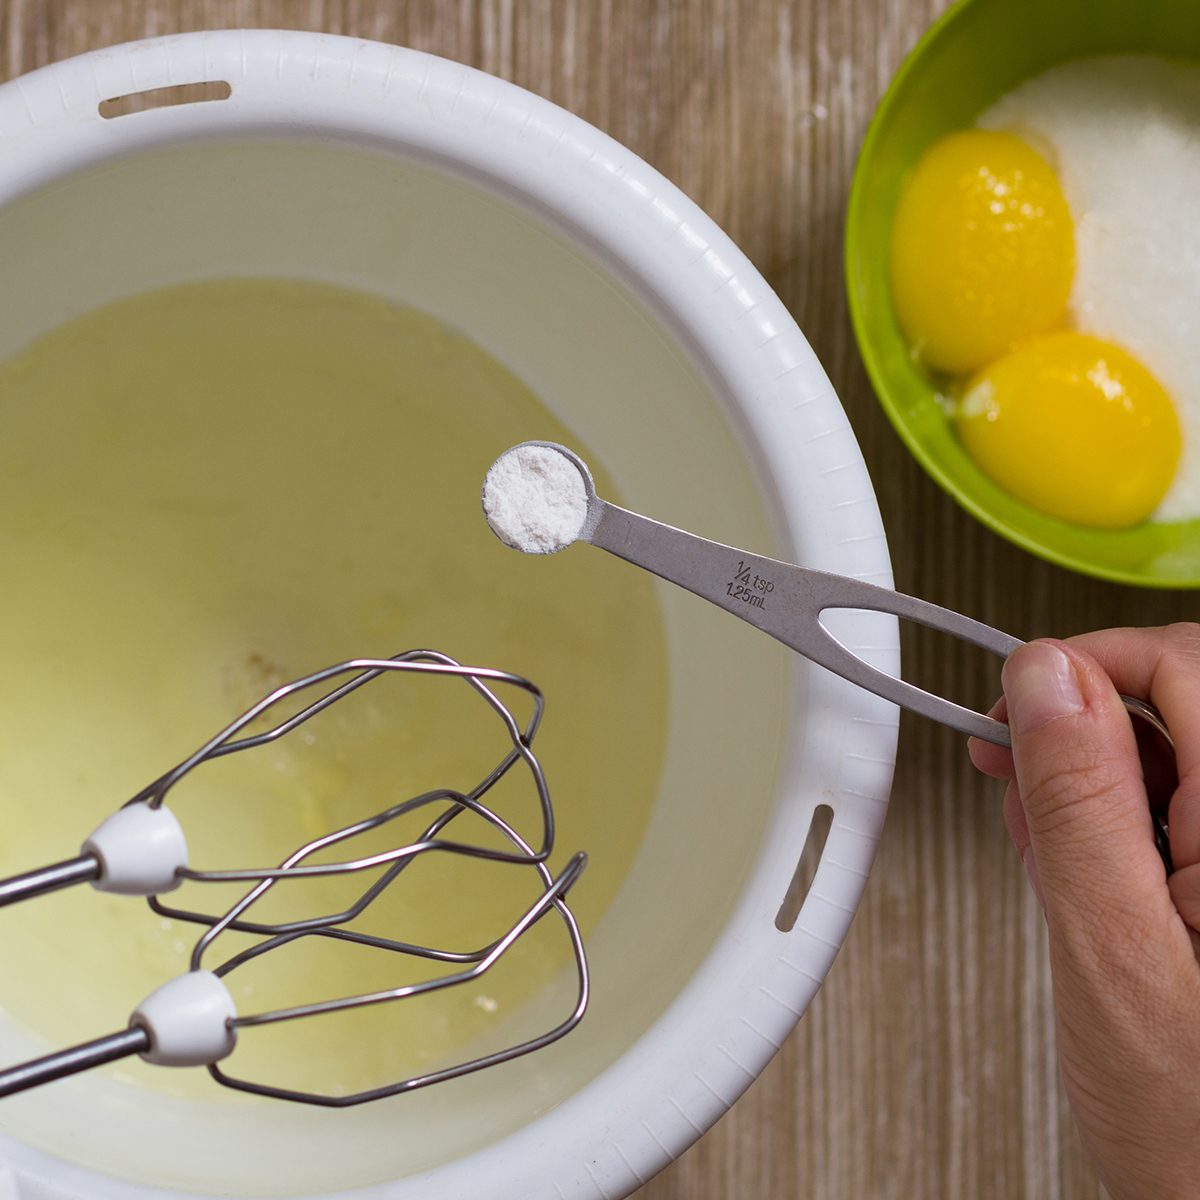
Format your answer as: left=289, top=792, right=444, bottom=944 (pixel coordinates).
left=0, top=650, right=587, bottom=1106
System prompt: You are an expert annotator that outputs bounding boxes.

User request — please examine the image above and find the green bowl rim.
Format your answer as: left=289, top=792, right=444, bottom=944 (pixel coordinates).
left=843, top=0, right=1200, bottom=590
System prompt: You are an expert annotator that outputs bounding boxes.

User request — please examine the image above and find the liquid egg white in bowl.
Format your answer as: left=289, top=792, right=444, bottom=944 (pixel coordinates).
left=0, top=31, right=898, bottom=1200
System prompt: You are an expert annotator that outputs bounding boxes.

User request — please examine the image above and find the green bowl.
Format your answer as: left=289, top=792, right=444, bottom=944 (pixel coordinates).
left=845, top=0, right=1200, bottom=588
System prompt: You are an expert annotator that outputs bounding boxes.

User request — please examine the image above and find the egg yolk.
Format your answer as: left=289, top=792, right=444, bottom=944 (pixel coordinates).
left=955, top=332, right=1180, bottom=529
left=890, top=129, right=1075, bottom=375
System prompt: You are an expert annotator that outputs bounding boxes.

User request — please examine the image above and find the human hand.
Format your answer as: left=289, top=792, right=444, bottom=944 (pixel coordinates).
left=968, top=627, right=1200, bottom=1200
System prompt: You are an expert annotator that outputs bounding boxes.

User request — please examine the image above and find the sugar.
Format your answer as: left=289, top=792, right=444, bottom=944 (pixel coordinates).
left=979, top=55, right=1200, bottom=521
left=482, top=444, right=589, bottom=554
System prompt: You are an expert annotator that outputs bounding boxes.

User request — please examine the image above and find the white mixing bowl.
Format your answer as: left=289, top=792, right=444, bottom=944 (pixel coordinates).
left=0, top=30, right=898, bottom=1200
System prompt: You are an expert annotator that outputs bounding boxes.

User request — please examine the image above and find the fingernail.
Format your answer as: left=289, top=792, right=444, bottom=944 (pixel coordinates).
left=1002, top=642, right=1084, bottom=734
left=1022, top=847, right=1045, bottom=909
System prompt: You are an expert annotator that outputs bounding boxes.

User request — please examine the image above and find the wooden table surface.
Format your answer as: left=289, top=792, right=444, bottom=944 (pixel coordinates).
left=2, top=2, right=1189, bottom=1196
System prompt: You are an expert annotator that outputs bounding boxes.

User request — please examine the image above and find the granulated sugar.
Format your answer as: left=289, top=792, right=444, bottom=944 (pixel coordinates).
left=980, top=55, right=1200, bottom=521
left=482, top=443, right=589, bottom=554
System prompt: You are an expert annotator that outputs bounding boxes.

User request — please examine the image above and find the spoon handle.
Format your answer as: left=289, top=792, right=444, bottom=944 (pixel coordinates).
left=564, top=456, right=1173, bottom=870
left=589, top=498, right=1021, bottom=746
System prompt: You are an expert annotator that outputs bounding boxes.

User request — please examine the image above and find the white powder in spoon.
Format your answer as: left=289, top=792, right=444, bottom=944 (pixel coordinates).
left=482, top=444, right=589, bottom=554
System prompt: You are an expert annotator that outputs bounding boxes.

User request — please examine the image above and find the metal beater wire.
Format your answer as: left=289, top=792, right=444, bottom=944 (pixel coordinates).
left=135, top=649, right=555, bottom=864
left=207, top=851, right=589, bottom=1107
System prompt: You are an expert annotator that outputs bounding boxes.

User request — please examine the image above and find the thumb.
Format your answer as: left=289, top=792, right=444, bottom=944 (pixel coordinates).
left=1002, top=639, right=1166, bottom=929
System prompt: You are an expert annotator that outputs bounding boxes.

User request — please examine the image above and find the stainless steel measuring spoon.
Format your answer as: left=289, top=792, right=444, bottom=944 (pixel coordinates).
left=487, top=442, right=1176, bottom=872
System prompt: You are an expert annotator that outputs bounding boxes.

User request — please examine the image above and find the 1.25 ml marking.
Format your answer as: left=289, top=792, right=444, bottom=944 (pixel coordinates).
left=726, top=560, right=775, bottom=609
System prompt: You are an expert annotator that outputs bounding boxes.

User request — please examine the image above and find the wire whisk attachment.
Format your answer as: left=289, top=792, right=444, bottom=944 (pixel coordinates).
left=0, top=651, right=588, bottom=1105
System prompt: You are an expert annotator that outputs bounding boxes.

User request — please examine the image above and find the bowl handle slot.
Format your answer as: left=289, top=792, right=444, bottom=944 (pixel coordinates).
left=99, top=80, right=232, bottom=120
left=774, top=803, right=834, bottom=933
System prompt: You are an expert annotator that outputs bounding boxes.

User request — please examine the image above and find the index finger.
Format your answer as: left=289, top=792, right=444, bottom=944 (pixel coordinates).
left=1068, top=624, right=1200, bottom=870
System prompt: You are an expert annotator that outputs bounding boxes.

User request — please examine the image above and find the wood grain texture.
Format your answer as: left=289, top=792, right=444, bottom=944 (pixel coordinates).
left=1, top=1, right=1186, bottom=1196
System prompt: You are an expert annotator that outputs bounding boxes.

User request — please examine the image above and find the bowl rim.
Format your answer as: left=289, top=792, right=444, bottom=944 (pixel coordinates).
left=0, top=29, right=900, bottom=1199
left=844, top=0, right=1200, bottom=590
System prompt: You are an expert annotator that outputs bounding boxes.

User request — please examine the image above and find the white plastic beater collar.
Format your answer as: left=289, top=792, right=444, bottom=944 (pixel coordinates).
left=130, top=972, right=237, bottom=1068
left=82, top=803, right=188, bottom=896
